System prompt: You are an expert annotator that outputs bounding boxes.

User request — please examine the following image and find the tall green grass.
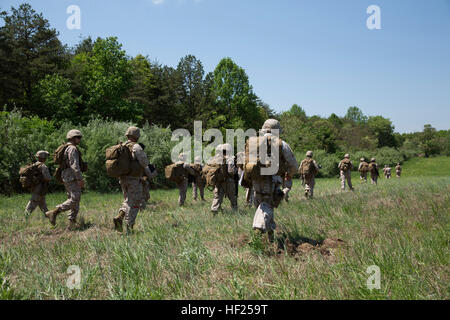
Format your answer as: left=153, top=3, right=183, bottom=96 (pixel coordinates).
left=0, top=157, right=448, bottom=299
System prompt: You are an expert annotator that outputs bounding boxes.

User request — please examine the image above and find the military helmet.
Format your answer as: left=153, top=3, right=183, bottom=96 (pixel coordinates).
left=126, top=126, right=140, bottom=139
left=344, top=153, right=350, bottom=159
left=371, top=158, right=376, bottom=162
left=35, top=150, right=50, bottom=159
left=262, top=119, right=282, bottom=133
left=397, top=163, right=400, bottom=165
left=306, top=151, right=313, bottom=157
left=66, top=129, right=82, bottom=140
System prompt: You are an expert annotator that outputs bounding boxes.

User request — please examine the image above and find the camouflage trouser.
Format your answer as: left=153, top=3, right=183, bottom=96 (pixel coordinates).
left=396, top=171, right=401, bottom=178
left=245, top=186, right=254, bottom=205
left=211, top=179, right=237, bottom=212
left=58, top=180, right=81, bottom=221
left=192, top=177, right=205, bottom=200
left=26, top=184, right=48, bottom=214
left=304, top=175, right=315, bottom=198
left=340, top=170, right=353, bottom=190
left=282, top=179, right=292, bottom=201
left=371, top=174, right=378, bottom=185
left=252, top=177, right=280, bottom=232
left=141, top=179, right=150, bottom=209
left=119, top=176, right=143, bottom=227
left=177, top=178, right=188, bottom=206
left=360, top=171, right=368, bottom=182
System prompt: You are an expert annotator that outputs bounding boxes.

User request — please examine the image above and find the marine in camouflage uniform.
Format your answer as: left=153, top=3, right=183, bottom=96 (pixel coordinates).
left=395, top=163, right=402, bottom=178
left=384, top=165, right=392, bottom=179
left=338, top=154, right=354, bottom=190
left=45, top=130, right=85, bottom=230
left=299, top=151, right=320, bottom=199
left=369, top=158, right=379, bottom=185
left=113, top=127, right=155, bottom=233
left=358, top=157, right=369, bottom=183
left=25, top=151, right=52, bottom=217
left=251, top=119, right=298, bottom=242
left=175, top=153, right=196, bottom=206
left=191, top=156, right=205, bottom=201
left=210, top=144, right=238, bottom=213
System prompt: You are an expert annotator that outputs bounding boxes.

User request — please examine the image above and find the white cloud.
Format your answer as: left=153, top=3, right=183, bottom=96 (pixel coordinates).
left=152, top=0, right=165, bottom=5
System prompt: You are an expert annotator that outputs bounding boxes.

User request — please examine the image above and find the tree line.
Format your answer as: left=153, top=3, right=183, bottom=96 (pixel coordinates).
left=1, top=3, right=449, bottom=159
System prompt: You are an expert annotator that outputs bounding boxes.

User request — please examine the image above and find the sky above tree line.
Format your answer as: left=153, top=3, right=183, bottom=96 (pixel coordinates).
left=1, top=0, right=449, bottom=133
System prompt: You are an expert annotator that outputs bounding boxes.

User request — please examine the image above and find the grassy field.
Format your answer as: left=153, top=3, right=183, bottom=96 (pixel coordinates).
left=0, top=156, right=449, bottom=300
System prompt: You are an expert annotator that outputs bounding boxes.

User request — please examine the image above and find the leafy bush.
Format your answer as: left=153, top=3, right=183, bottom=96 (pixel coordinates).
left=0, top=111, right=175, bottom=194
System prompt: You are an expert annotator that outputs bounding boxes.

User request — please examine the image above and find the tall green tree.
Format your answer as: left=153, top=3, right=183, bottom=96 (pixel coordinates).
left=211, top=57, right=262, bottom=130
left=177, top=55, right=205, bottom=130
left=0, top=3, right=67, bottom=113
left=80, top=37, right=139, bottom=123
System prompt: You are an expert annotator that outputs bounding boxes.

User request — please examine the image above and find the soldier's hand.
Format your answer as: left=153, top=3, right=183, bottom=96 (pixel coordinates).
left=78, top=180, right=85, bottom=188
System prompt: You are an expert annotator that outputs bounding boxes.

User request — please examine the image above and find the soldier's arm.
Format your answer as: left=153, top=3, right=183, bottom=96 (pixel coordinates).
left=227, top=158, right=237, bottom=175
left=132, top=144, right=152, bottom=178
left=313, top=160, right=320, bottom=170
left=281, top=142, right=298, bottom=176
left=41, top=165, right=52, bottom=182
left=67, top=146, right=83, bottom=181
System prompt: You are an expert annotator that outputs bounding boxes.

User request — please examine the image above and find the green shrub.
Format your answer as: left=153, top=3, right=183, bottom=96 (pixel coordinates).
left=0, top=111, right=175, bottom=194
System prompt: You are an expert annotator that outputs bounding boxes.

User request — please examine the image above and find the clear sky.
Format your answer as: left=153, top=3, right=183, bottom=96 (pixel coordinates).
left=1, top=0, right=449, bottom=133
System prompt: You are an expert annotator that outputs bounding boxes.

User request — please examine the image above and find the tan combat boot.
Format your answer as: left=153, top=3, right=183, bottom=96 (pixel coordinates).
left=113, top=210, right=125, bottom=232
left=45, top=207, right=61, bottom=226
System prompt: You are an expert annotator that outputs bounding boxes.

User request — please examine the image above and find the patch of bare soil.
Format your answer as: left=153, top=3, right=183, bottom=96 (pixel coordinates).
left=282, top=237, right=347, bottom=261
left=230, top=233, right=250, bottom=248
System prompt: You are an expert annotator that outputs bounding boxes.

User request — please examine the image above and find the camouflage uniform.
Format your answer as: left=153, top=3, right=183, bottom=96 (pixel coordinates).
left=370, top=159, right=379, bottom=185
left=45, top=130, right=85, bottom=229
left=210, top=144, right=238, bottom=212
left=25, top=151, right=52, bottom=215
left=358, top=158, right=369, bottom=183
left=176, top=153, right=196, bottom=206
left=338, top=154, right=353, bottom=190
left=191, top=157, right=205, bottom=201
left=115, top=127, right=154, bottom=231
left=251, top=120, right=298, bottom=240
left=299, top=151, right=320, bottom=199
left=384, top=166, right=392, bottom=179
left=118, top=142, right=153, bottom=227
left=58, top=142, right=84, bottom=221
left=395, top=164, right=402, bottom=178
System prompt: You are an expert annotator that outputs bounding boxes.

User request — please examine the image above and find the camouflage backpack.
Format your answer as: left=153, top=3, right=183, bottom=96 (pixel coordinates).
left=165, top=163, right=186, bottom=184
left=105, top=142, right=132, bottom=178
left=201, top=163, right=226, bottom=187
left=243, top=135, right=285, bottom=182
left=340, top=159, right=351, bottom=172
left=369, top=163, right=379, bottom=176
left=53, top=143, right=87, bottom=183
left=19, top=162, right=43, bottom=190
left=299, top=158, right=318, bottom=177
left=359, top=162, right=369, bottom=172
